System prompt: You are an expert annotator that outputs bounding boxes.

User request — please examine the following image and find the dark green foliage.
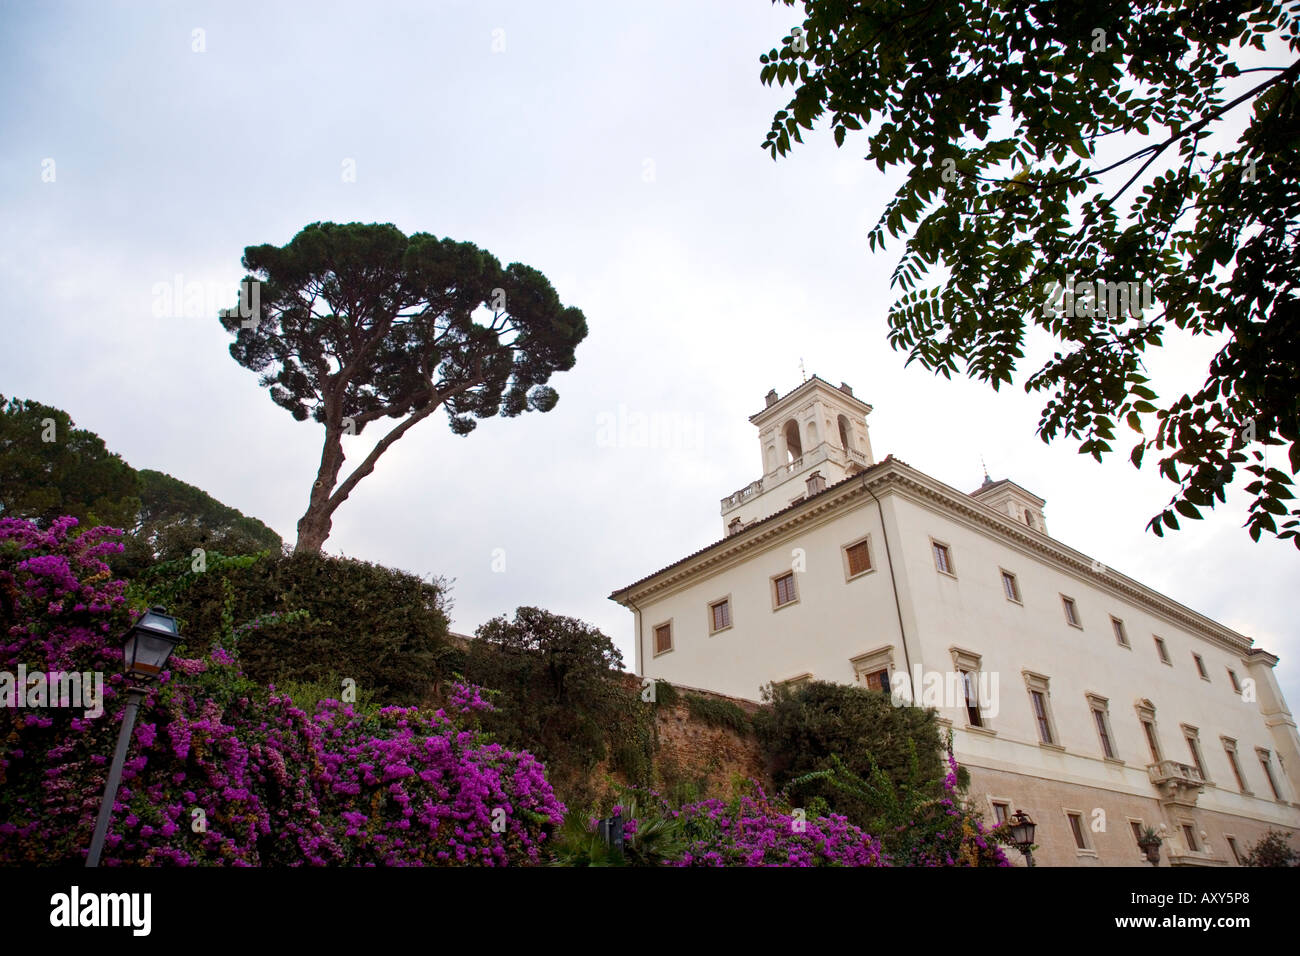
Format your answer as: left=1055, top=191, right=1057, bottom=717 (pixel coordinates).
left=684, top=693, right=753, bottom=735
left=0, top=395, right=139, bottom=530
left=760, top=1, right=1300, bottom=546
left=754, top=679, right=944, bottom=828
left=463, top=607, right=641, bottom=801
left=117, top=469, right=282, bottom=575
left=547, top=797, right=687, bottom=867
left=128, top=550, right=451, bottom=705
left=1242, top=828, right=1299, bottom=866
left=218, top=221, right=588, bottom=553
left=0, top=395, right=282, bottom=574
left=652, top=679, right=679, bottom=708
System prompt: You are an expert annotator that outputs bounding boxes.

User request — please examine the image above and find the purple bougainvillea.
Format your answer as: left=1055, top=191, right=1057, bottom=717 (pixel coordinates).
left=0, top=517, right=564, bottom=866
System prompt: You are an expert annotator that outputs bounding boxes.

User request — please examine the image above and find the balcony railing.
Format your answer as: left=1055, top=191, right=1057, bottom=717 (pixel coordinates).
left=720, top=443, right=871, bottom=514
left=1148, top=760, right=1206, bottom=807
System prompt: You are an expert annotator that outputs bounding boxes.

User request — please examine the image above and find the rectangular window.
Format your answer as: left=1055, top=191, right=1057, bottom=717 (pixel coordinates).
left=653, top=623, right=672, bottom=655
left=962, top=670, right=984, bottom=728
left=1181, top=824, right=1199, bottom=853
left=1185, top=732, right=1206, bottom=779
left=1111, top=616, right=1129, bottom=647
left=1226, top=836, right=1242, bottom=865
left=992, top=802, right=1010, bottom=825
left=1193, top=653, right=1209, bottom=680
left=932, top=541, right=953, bottom=575
left=709, top=598, right=731, bottom=633
left=1062, top=595, right=1080, bottom=627
left=863, top=667, right=890, bottom=694
left=1130, top=821, right=1144, bottom=847
left=845, top=540, right=872, bottom=577
left=1154, top=636, right=1171, bottom=664
left=1030, top=690, right=1053, bottom=744
left=1142, top=720, right=1162, bottom=762
left=1093, top=708, right=1116, bottom=759
left=1001, top=570, right=1021, bottom=603
left=1067, top=812, right=1088, bottom=849
left=1228, top=669, right=1241, bottom=693
left=773, top=572, right=797, bottom=608
left=1259, top=750, right=1282, bottom=800
left=1224, top=743, right=1247, bottom=792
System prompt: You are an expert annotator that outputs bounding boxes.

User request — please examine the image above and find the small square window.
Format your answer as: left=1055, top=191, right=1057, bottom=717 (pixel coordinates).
left=773, top=572, right=798, bottom=608
left=1193, top=653, right=1209, bottom=680
left=932, top=541, right=954, bottom=575
left=1001, top=570, right=1021, bottom=603
left=1111, top=616, right=1129, bottom=647
left=845, top=539, right=873, bottom=577
left=1061, top=595, right=1081, bottom=628
left=1154, top=636, right=1171, bottom=664
left=709, top=598, right=731, bottom=634
left=992, top=802, right=1010, bottom=825
left=653, top=622, right=672, bottom=655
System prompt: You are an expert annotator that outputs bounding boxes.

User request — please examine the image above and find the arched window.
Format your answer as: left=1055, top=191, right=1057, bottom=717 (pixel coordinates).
left=783, top=420, right=803, bottom=462
left=805, top=420, right=818, bottom=449
left=837, top=415, right=853, bottom=452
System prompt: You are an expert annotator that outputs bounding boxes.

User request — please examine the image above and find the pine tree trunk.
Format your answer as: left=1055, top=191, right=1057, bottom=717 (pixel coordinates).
left=294, top=428, right=346, bottom=554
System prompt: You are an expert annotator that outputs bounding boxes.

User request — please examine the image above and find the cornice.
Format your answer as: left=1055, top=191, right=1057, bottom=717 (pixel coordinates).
left=611, top=458, right=1260, bottom=659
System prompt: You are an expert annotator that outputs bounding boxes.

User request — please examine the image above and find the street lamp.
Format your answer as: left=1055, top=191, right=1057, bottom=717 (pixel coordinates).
left=86, top=607, right=182, bottom=867
left=1007, top=809, right=1038, bottom=867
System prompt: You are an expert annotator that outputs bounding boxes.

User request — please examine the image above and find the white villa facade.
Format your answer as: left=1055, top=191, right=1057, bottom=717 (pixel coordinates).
left=610, top=376, right=1300, bottom=866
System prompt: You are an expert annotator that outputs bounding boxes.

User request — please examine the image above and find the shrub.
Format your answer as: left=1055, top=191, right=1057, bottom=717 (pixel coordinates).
left=1242, top=829, right=1299, bottom=867
left=127, top=550, right=451, bottom=705
left=0, top=517, right=563, bottom=866
left=753, top=679, right=945, bottom=828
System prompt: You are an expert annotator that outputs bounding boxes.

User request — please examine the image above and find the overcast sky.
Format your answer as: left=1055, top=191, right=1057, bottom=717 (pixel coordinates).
left=2, top=1, right=1296, bottom=709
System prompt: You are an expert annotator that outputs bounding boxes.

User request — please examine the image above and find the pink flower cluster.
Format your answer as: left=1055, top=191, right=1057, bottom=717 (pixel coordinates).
left=0, top=517, right=564, bottom=867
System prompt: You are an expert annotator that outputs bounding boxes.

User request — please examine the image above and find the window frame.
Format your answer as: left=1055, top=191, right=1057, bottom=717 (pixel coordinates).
left=951, top=647, right=992, bottom=732
left=1257, top=748, right=1283, bottom=800
left=998, top=567, right=1019, bottom=606
left=1024, top=671, right=1061, bottom=748
left=707, top=595, right=733, bottom=635
left=1182, top=724, right=1209, bottom=782
left=1087, top=693, right=1120, bottom=762
left=1060, top=594, right=1082, bottom=629
left=842, top=535, right=875, bottom=581
left=1154, top=636, right=1172, bottom=665
left=1064, top=809, right=1095, bottom=855
left=1221, top=737, right=1251, bottom=795
left=1225, top=835, right=1242, bottom=865
left=652, top=619, right=674, bottom=657
left=770, top=570, right=800, bottom=611
left=930, top=538, right=956, bottom=577
left=1111, top=616, right=1130, bottom=648
left=1192, top=653, right=1210, bottom=681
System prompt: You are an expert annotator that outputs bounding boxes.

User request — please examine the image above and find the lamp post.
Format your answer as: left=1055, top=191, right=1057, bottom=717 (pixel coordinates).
left=1007, top=809, right=1038, bottom=867
left=86, top=607, right=182, bottom=867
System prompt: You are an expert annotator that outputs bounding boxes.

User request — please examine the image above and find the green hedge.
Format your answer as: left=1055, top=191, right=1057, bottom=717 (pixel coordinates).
left=129, top=550, right=451, bottom=705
